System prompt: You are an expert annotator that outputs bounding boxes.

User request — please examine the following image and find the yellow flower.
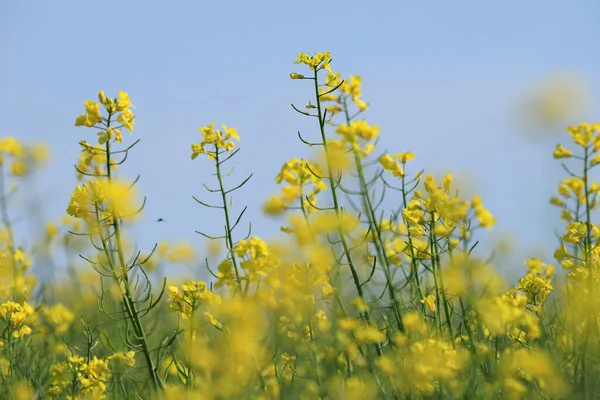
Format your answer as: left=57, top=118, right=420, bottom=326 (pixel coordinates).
left=568, top=122, right=597, bottom=147
left=554, top=243, right=569, bottom=261
left=336, top=120, right=380, bottom=142
left=321, top=283, right=335, bottom=299
left=500, top=348, right=566, bottom=398
left=263, top=196, right=287, bottom=215
left=214, top=259, right=236, bottom=290
left=421, top=295, right=437, bottom=312
left=553, top=143, right=573, bottom=159
left=10, top=161, right=27, bottom=176
left=117, top=108, right=135, bottom=133
left=355, top=325, right=385, bottom=343
left=104, top=179, right=141, bottom=220
left=0, top=137, right=24, bottom=157
left=474, top=204, right=496, bottom=229
left=549, top=196, right=565, bottom=207
left=443, top=173, right=453, bottom=192
left=192, top=121, right=240, bottom=159
left=355, top=99, right=368, bottom=111
left=517, top=273, right=553, bottom=304
left=167, top=242, right=197, bottom=264
left=204, top=311, right=223, bottom=329
left=115, top=91, right=134, bottom=111
left=75, top=100, right=102, bottom=127
left=340, top=75, right=363, bottom=101
left=168, top=281, right=222, bottom=319
left=108, top=351, right=136, bottom=367
left=351, top=297, right=368, bottom=312
left=338, top=318, right=360, bottom=331
left=45, top=222, right=59, bottom=240
left=30, top=142, right=50, bottom=164
left=393, top=151, right=415, bottom=163
left=325, top=73, right=339, bottom=88
left=294, top=51, right=332, bottom=72
left=43, top=303, right=75, bottom=334
left=319, top=139, right=352, bottom=172
left=380, top=154, right=404, bottom=178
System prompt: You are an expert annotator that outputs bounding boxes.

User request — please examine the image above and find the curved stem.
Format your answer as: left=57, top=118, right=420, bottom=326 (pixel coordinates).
left=311, top=69, right=382, bottom=354
left=104, top=114, right=163, bottom=392
left=214, top=148, right=243, bottom=295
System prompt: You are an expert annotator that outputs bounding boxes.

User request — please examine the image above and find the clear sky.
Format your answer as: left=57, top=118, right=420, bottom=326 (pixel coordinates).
left=1, top=0, right=599, bottom=278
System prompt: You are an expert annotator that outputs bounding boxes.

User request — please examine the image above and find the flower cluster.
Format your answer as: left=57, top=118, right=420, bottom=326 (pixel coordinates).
left=75, top=91, right=135, bottom=141
left=48, top=354, right=120, bottom=398
left=336, top=120, right=379, bottom=158
left=234, top=237, right=279, bottom=281
left=265, top=158, right=327, bottom=215
left=41, top=303, right=75, bottom=335
left=191, top=121, right=240, bottom=160
left=379, top=151, right=415, bottom=178
left=168, top=281, right=222, bottom=320
left=66, top=179, right=140, bottom=223
left=0, top=137, right=49, bottom=178
left=0, top=247, right=36, bottom=300
left=292, top=51, right=333, bottom=74
left=477, top=291, right=541, bottom=343
left=320, top=74, right=369, bottom=115
left=0, top=301, right=33, bottom=339
left=516, top=258, right=554, bottom=305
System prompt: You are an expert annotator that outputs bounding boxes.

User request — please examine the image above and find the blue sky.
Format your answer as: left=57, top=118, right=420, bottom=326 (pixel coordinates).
left=1, top=0, right=599, bottom=278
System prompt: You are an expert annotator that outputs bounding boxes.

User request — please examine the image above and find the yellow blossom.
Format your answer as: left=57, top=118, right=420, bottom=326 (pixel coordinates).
left=553, top=143, right=573, bottom=159
left=421, top=295, right=437, bottom=312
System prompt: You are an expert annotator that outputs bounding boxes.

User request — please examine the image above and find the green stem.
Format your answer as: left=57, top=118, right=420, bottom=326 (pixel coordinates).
left=214, top=148, right=243, bottom=295
left=429, top=217, right=454, bottom=344
left=311, top=68, right=381, bottom=354
left=103, top=114, right=163, bottom=392
left=581, top=144, right=594, bottom=397
left=400, top=172, right=425, bottom=308
left=342, top=98, right=404, bottom=332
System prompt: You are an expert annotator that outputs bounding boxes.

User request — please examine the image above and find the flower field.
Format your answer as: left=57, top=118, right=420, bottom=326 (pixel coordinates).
left=1, top=51, right=599, bottom=399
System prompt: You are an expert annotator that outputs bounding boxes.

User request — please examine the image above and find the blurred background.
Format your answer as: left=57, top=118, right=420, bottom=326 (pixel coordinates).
left=1, top=0, right=599, bottom=280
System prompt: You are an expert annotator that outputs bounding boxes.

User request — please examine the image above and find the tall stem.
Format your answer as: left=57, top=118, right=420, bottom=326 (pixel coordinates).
left=311, top=69, right=381, bottom=353
left=214, top=149, right=243, bottom=295
left=341, top=98, right=404, bottom=331
left=104, top=114, right=163, bottom=392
